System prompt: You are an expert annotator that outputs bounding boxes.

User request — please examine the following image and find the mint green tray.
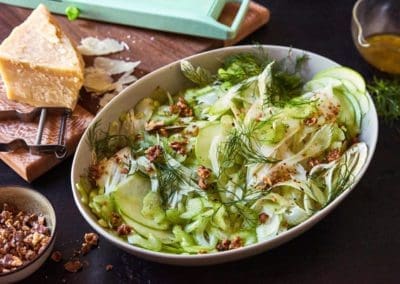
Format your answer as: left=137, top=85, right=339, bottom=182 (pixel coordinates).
left=0, top=0, right=249, bottom=40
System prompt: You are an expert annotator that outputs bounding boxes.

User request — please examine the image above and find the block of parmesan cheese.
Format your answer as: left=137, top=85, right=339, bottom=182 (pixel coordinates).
left=0, top=4, right=84, bottom=110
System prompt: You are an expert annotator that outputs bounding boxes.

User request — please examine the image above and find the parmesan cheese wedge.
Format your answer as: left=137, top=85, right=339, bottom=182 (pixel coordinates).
left=0, top=4, right=84, bottom=110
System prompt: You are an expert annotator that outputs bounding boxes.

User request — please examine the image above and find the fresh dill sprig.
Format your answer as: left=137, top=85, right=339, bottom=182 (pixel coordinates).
left=154, top=143, right=203, bottom=207
left=180, top=60, right=214, bottom=86
left=309, top=154, right=355, bottom=206
left=156, top=162, right=186, bottom=206
left=217, top=53, right=266, bottom=86
left=264, top=54, right=309, bottom=107
left=294, top=53, right=309, bottom=73
left=213, top=187, right=262, bottom=226
left=367, top=77, right=400, bottom=124
left=93, top=134, right=132, bottom=161
left=86, top=119, right=133, bottom=161
left=222, top=120, right=279, bottom=168
left=327, top=157, right=355, bottom=204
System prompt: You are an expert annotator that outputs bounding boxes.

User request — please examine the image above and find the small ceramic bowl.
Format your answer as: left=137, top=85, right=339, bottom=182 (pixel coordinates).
left=0, top=186, right=56, bottom=283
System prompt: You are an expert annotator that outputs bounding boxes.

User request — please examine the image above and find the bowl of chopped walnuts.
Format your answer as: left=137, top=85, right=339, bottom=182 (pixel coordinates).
left=0, top=186, right=56, bottom=283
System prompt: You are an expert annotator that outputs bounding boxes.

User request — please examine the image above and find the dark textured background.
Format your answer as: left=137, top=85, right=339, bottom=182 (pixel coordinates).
left=1, top=0, right=399, bottom=283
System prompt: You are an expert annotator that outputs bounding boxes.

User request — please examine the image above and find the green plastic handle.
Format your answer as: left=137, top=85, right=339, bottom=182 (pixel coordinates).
left=0, top=0, right=250, bottom=40
left=228, top=0, right=250, bottom=36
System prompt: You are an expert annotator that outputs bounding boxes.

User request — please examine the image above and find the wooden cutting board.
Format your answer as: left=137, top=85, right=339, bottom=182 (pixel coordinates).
left=0, top=2, right=270, bottom=182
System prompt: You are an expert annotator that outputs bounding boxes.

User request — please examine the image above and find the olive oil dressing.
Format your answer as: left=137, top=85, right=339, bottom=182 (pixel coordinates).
left=357, top=34, right=400, bottom=74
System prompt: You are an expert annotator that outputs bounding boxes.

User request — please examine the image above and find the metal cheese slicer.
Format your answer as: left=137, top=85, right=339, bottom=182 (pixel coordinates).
left=0, top=107, right=71, bottom=159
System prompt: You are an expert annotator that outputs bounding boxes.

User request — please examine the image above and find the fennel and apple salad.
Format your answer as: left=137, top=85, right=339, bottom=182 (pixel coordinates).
left=77, top=51, right=369, bottom=254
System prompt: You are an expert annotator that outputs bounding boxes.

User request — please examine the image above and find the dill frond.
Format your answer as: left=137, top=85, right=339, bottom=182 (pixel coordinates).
left=218, top=120, right=280, bottom=176
left=86, top=120, right=134, bottom=161
left=367, top=77, right=400, bottom=124
left=327, top=156, right=355, bottom=204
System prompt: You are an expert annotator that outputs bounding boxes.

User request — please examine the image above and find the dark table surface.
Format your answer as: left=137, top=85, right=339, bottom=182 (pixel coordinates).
left=1, top=0, right=399, bottom=283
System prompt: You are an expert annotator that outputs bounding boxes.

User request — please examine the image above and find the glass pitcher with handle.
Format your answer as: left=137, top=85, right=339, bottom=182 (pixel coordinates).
left=352, top=0, right=400, bottom=74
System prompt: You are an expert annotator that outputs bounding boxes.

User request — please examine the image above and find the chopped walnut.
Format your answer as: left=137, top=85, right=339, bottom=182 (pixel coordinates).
left=267, top=165, right=296, bottom=185
left=110, top=212, right=122, bottom=228
left=88, top=164, right=101, bottom=185
left=84, top=233, right=99, bottom=247
left=177, top=97, right=193, bottom=117
left=169, top=104, right=180, bottom=114
left=2, top=254, right=23, bottom=268
left=258, top=213, right=269, bottom=224
left=0, top=203, right=51, bottom=274
left=216, top=239, right=231, bottom=251
left=326, top=148, right=340, bottom=162
left=197, top=166, right=212, bottom=189
left=229, top=236, right=243, bottom=250
left=51, top=251, right=62, bottom=262
left=64, top=259, right=83, bottom=273
left=170, top=97, right=193, bottom=117
left=117, top=224, right=132, bottom=236
left=80, top=242, right=91, bottom=255
left=170, top=141, right=188, bottom=155
left=145, top=145, right=163, bottom=162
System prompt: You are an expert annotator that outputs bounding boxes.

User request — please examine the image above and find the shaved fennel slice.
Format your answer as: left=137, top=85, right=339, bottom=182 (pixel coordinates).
left=258, top=61, right=274, bottom=99
left=308, top=142, right=368, bottom=203
left=95, top=147, right=136, bottom=195
left=283, top=205, right=309, bottom=225
left=251, top=124, right=333, bottom=188
left=286, top=124, right=333, bottom=164
left=209, top=134, right=224, bottom=175
left=256, top=205, right=281, bottom=242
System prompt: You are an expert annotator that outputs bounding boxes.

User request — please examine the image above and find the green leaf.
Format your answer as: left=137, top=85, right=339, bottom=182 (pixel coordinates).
left=180, top=60, right=214, bottom=86
left=65, top=6, right=80, bottom=21
left=367, top=77, right=400, bottom=124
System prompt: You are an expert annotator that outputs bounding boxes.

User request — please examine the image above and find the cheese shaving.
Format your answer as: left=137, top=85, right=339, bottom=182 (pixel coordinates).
left=93, top=57, right=140, bottom=75
left=84, top=67, right=114, bottom=93
left=78, top=37, right=128, bottom=56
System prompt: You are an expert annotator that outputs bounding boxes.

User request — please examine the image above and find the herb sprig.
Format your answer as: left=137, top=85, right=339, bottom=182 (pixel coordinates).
left=86, top=120, right=133, bottom=161
left=367, top=77, right=400, bottom=124
left=218, top=120, right=279, bottom=176
left=180, top=60, right=214, bottom=86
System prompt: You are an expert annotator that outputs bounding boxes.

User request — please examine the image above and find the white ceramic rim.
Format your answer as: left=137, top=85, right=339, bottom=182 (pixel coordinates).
left=71, top=45, right=378, bottom=265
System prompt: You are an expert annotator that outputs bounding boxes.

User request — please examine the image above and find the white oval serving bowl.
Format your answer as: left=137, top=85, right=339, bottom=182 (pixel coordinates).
left=71, top=45, right=378, bottom=266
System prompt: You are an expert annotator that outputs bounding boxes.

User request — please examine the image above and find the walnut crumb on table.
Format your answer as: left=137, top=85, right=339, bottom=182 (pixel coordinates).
left=64, top=259, right=83, bottom=273
left=51, top=251, right=62, bottom=262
